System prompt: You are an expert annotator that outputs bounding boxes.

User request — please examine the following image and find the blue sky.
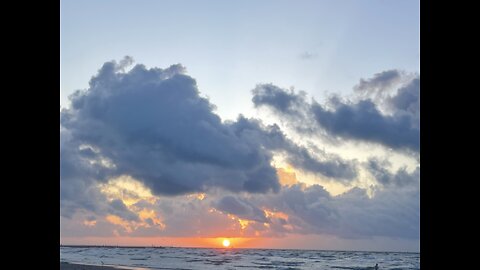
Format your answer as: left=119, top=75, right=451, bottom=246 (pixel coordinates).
left=61, top=0, right=419, bottom=120
left=60, top=0, right=420, bottom=251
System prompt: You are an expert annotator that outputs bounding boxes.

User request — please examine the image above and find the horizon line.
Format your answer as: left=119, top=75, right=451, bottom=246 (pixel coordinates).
left=59, top=244, right=419, bottom=254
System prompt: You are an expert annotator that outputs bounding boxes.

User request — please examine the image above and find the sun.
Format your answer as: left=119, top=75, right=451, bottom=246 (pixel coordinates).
left=222, top=239, right=231, bottom=247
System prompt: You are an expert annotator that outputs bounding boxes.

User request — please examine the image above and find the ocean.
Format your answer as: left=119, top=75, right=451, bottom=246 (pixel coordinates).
left=60, top=246, right=420, bottom=270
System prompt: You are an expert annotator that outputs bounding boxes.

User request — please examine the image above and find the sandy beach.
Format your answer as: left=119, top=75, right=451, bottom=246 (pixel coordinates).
left=60, top=262, right=122, bottom=270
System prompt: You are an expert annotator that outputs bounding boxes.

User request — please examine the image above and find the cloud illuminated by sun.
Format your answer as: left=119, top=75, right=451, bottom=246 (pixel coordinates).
left=83, top=220, right=97, bottom=227
left=99, top=175, right=166, bottom=233
left=187, top=193, right=206, bottom=201
left=106, top=215, right=134, bottom=233
left=276, top=167, right=298, bottom=187
left=263, top=209, right=289, bottom=220
left=99, top=175, right=157, bottom=206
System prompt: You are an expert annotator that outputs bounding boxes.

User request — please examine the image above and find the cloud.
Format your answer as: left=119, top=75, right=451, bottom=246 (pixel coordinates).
left=60, top=58, right=363, bottom=223
left=247, top=183, right=419, bottom=239
left=109, top=199, right=139, bottom=221
left=198, top=179, right=420, bottom=240
left=229, top=116, right=358, bottom=181
left=214, top=195, right=268, bottom=223
left=60, top=59, right=419, bottom=243
left=62, top=180, right=419, bottom=240
left=366, top=158, right=419, bottom=187
left=252, top=84, right=307, bottom=115
left=61, top=57, right=281, bottom=199
left=60, top=130, right=114, bottom=218
left=276, top=168, right=298, bottom=186
left=354, top=70, right=403, bottom=96
left=252, top=72, right=420, bottom=152
left=334, top=186, right=419, bottom=239
left=299, top=52, right=318, bottom=60
left=118, top=56, right=134, bottom=71
left=388, top=78, right=420, bottom=123
left=311, top=99, right=419, bottom=151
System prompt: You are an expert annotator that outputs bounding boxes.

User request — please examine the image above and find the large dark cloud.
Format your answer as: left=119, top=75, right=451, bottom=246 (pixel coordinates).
left=61, top=57, right=282, bottom=200
left=252, top=71, right=420, bottom=152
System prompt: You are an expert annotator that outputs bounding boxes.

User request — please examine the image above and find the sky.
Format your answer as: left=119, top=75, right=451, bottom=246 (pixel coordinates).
left=60, top=0, right=420, bottom=252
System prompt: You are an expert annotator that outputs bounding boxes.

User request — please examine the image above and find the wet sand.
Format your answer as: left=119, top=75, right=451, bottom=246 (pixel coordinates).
left=60, top=262, right=122, bottom=270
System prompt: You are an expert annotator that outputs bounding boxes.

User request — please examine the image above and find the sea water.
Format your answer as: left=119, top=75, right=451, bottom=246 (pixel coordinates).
left=60, top=246, right=420, bottom=270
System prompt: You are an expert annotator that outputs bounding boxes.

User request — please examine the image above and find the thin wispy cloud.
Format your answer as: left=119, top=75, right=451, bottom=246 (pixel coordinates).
left=299, top=51, right=318, bottom=60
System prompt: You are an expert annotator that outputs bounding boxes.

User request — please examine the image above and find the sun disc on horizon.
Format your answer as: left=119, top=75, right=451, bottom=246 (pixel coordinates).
left=222, top=239, right=230, bottom=247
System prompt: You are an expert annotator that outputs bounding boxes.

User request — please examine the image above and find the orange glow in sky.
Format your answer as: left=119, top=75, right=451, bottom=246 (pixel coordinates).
left=61, top=236, right=260, bottom=249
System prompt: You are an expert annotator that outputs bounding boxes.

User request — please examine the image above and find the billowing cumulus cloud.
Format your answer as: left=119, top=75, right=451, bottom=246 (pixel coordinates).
left=61, top=57, right=281, bottom=198
left=252, top=72, right=420, bottom=152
